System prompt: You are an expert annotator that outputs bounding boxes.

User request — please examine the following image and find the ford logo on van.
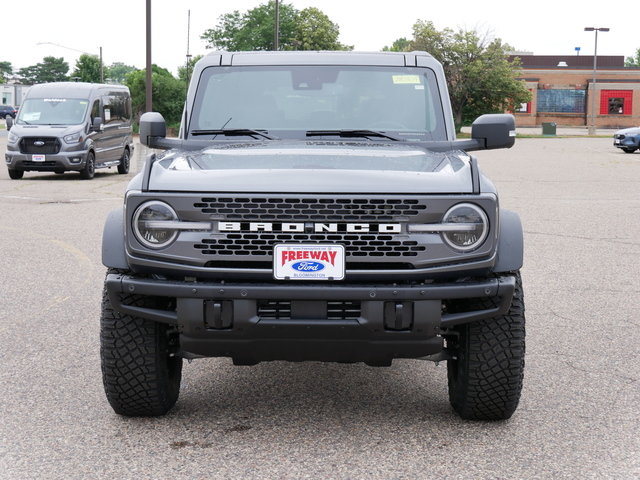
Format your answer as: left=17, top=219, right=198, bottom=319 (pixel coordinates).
left=291, top=261, right=325, bottom=272
left=34, top=141, right=45, bottom=146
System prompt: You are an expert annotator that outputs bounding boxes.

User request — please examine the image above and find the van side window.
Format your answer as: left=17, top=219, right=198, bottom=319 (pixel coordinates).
left=91, top=100, right=100, bottom=122
left=103, top=92, right=131, bottom=125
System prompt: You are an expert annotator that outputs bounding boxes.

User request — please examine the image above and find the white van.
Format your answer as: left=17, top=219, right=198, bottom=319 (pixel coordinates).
left=5, top=82, right=134, bottom=180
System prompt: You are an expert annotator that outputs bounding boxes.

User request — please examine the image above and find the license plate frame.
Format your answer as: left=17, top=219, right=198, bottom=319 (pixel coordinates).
left=32, top=154, right=46, bottom=162
left=273, top=244, right=345, bottom=281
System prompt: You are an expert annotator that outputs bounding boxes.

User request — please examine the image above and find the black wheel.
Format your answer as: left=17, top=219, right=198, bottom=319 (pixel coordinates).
left=100, top=269, right=182, bottom=416
left=117, top=148, right=130, bottom=174
left=446, top=271, right=525, bottom=421
left=622, top=147, right=637, bottom=154
left=8, top=169, right=23, bottom=179
left=80, top=151, right=95, bottom=179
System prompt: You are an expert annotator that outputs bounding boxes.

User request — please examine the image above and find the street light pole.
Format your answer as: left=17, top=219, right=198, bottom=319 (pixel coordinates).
left=584, top=27, right=609, bottom=135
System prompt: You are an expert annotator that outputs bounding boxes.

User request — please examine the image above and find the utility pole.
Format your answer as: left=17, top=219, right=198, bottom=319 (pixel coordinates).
left=146, top=0, right=153, bottom=112
left=274, top=0, right=279, bottom=51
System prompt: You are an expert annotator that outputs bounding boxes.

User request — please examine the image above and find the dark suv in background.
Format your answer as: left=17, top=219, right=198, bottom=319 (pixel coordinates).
left=0, top=105, right=17, bottom=119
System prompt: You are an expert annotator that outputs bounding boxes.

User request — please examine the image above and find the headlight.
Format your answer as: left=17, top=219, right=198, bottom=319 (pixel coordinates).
left=7, top=132, right=19, bottom=144
left=63, top=131, right=84, bottom=144
left=133, top=201, right=180, bottom=249
left=407, top=202, right=489, bottom=252
left=440, top=203, right=489, bottom=252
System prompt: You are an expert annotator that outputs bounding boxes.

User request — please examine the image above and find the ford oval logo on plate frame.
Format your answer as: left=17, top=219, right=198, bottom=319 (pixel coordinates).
left=274, top=244, right=345, bottom=280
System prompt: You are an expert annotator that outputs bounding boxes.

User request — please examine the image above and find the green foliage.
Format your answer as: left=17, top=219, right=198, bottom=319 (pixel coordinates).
left=108, top=62, right=137, bottom=84
left=286, top=7, right=352, bottom=51
left=201, top=1, right=351, bottom=51
left=0, top=61, right=12, bottom=83
left=624, top=48, right=640, bottom=67
left=71, top=54, right=103, bottom=83
left=382, top=38, right=409, bottom=52
left=178, top=55, right=204, bottom=85
left=409, top=21, right=531, bottom=130
left=125, top=65, right=186, bottom=126
left=17, top=57, right=69, bottom=84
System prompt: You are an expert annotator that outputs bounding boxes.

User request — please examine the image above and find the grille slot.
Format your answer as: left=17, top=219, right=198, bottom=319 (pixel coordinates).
left=195, top=234, right=424, bottom=257
left=196, top=197, right=425, bottom=222
left=258, top=300, right=361, bottom=320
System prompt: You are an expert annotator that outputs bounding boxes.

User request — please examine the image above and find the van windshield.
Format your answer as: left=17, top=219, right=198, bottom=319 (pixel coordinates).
left=16, top=98, right=89, bottom=126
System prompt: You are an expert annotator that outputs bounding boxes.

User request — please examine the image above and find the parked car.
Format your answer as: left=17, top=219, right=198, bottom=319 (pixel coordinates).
left=0, top=104, right=17, bottom=119
left=100, top=50, right=525, bottom=421
left=4, top=82, right=134, bottom=179
left=613, top=126, right=640, bottom=153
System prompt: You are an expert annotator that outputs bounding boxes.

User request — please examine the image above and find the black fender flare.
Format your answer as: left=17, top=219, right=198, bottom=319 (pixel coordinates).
left=494, top=209, right=524, bottom=273
left=102, top=207, right=128, bottom=269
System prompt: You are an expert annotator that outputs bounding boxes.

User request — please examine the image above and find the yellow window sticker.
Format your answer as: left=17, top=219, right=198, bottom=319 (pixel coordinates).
left=392, top=75, right=421, bottom=84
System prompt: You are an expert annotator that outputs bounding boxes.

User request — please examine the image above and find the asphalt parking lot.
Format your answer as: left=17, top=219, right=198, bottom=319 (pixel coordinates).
left=0, top=129, right=638, bottom=479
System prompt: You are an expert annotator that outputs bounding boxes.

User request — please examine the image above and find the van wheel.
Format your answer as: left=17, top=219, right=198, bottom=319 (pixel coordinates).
left=80, top=151, right=95, bottom=180
left=8, top=169, right=23, bottom=180
left=117, top=148, right=130, bottom=174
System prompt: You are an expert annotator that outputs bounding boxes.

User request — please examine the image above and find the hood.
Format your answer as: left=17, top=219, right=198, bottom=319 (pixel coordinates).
left=615, top=126, right=640, bottom=135
left=143, top=141, right=474, bottom=194
left=10, top=123, right=85, bottom=137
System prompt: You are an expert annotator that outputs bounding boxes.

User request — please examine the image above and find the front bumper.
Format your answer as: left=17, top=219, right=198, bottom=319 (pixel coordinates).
left=5, top=150, right=89, bottom=172
left=106, top=273, right=516, bottom=363
left=613, top=136, right=639, bottom=150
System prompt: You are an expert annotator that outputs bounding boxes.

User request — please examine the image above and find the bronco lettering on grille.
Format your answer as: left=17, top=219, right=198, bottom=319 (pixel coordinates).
left=218, top=222, right=401, bottom=233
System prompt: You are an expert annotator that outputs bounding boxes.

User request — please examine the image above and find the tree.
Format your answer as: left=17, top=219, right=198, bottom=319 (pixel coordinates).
left=71, top=54, right=103, bottom=83
left=201, top=1, right=350, bottom=51
left=409, top=21, right=531, bottom=130
left=0, top=61, right=12, bottom=83
left=17, top=57, right=69, bottom=84
left=625, top=48, right=640, bottom=67
left=108, top=62, right=137, bottom=84
left=287, top=7, right=352, bottom=51
left=382, top=38, right=409, bottom=52
left=125, top=65, right=185, bottom=126
left=178, top=55, right=204, bottom=86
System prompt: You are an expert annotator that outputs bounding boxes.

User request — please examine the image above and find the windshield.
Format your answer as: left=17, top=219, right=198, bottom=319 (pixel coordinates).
left=188, top=65, right=447, bottom=141
left=16, top=98, right=89, bottom=126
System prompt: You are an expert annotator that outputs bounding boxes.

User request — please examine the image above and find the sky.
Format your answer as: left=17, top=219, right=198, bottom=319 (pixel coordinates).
left=1, top=0, right=634, bottom=77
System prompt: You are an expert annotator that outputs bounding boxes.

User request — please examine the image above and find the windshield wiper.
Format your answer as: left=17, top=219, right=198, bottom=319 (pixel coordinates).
left=191, top=128, right=279, bottom=140
left=306, top=129, right=405, bottom=141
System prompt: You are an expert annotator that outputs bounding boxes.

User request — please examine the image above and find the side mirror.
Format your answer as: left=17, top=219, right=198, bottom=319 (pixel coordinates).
left=471, top=114, right=516, bottom=150
left=6, top=116, right=13, bottom=131
left=139, top=112, right=167, bottom=147
left=92, top=117, right=104, bottom=132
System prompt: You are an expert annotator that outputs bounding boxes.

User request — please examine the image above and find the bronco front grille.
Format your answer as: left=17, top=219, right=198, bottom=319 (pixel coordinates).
left=193, top=196, right=427, bottom=259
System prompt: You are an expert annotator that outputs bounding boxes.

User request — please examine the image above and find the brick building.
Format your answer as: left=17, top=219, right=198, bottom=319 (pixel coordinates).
left=510, top=53, right=640, bottom=128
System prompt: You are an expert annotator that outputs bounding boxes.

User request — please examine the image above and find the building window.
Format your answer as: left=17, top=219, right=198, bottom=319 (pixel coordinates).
left=601, top=90, right=632, bottom=115
left=537, top=89, right=585, bottom=113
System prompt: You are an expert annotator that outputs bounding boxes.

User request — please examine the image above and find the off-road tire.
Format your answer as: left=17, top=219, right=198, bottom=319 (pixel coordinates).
left=80, top=151, right=95, bottom=179
left=100, top=269, right=182, bottom=416
left=446, top=271, right=525, bottom=421
left=117, top=148, right=130, bottom=174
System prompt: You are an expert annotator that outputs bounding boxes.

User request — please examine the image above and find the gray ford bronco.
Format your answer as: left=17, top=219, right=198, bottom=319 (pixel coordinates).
left=100, top=51, right=525, bottom=421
